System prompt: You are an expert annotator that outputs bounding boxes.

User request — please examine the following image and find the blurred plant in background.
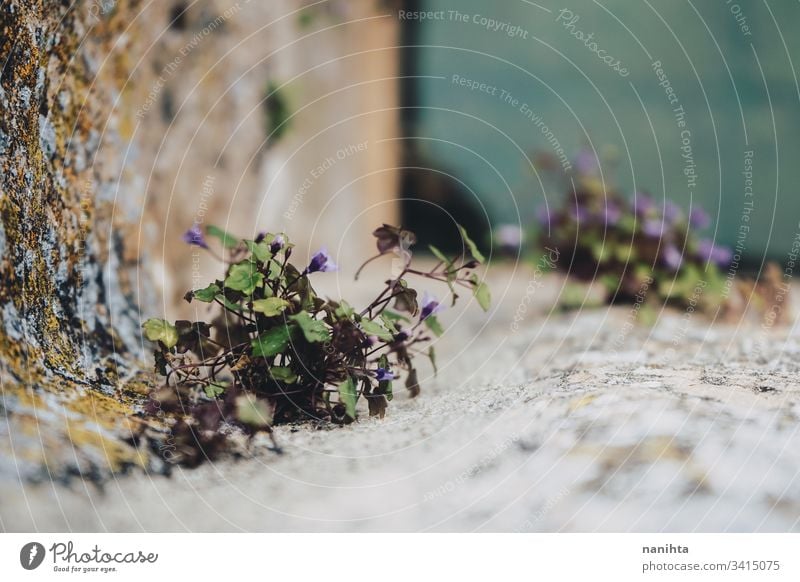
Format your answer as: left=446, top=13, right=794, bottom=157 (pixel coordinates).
left=503, top=148, right=734, bottom=315
left=140, top=223, right=489, bottom=465
left=263, top=81, right=292, bottom=146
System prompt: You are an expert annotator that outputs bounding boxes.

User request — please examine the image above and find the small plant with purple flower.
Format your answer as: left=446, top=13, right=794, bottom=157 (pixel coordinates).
left=534, top=149, right=732, bottom=313
left=140, top=223, right=489, bottom=465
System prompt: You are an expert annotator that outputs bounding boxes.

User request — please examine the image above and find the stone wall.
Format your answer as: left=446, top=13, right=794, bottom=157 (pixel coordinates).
left=0, top=0, right=401, bottom=480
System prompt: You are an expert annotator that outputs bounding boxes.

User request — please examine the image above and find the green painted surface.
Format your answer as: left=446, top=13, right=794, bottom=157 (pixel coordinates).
left=407, top=0, right=799, bottom=259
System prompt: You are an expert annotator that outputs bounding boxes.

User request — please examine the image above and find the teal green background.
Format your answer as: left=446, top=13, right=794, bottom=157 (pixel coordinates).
left=407, top=0, right=800, bottom=260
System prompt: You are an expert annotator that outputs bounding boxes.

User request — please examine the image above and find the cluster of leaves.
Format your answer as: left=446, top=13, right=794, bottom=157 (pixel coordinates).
left=140, top=224, right=490, bottom=465
left=528, top=149, right=733, bottom=313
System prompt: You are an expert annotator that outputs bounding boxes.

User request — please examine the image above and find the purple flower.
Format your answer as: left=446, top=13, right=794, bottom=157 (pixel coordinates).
left=663, top=201, right=683, bottom=224
left=689, top=207, right=711, bottom=230
left=535, top=205, right=553, bottom=227
left=698, top=239, right=733, bottom=267
left=255, top=231, right=267, bottom=243
left=633, top=192, right=654, bottom=217
left=420, top=291, right=443, bottom=321
left=495, top=224, right=524, bottom=248
left=574, top=148, right=599, bottom=175
left=712, top=245, right=733, bottom=267
left=601, top=202, right=622, bottom=226
left=305, top=247, right=337, bottom=274
left=394, top=329, right=410, bottom=343
left=570, top=205, right=589, bottom=223
left=374, top=368, right=394, bottom=382
left=662, top=244, right=683, bottom=271
left=182, top=224, right=208, bottom=249
left=642, top=218, right=666, bottom=238
left=270, top=234, right=285, bottom=254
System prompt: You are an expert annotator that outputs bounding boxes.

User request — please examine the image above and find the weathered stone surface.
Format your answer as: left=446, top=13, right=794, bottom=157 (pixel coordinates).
left=0, top=0, right=157, bottom=481
left=3, top=270, right=799, bottom=531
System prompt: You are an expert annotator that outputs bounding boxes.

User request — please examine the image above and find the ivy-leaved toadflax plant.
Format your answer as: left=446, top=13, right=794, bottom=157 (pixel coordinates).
left=140, top=224, right=490, bottom=466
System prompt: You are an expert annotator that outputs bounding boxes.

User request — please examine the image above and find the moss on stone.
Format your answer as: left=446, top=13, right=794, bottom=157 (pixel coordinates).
left=0, top=0, right=158, bottom=481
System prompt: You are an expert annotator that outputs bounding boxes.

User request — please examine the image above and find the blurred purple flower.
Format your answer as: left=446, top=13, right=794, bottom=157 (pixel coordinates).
left=374, top=368, right=394, bottom=382
left=420, top=291, right=443, bottom=321
left=642, top=219, right=666, bottom=238
left=601, top=202, right=622, bottom=226
left=535, top=205, right=553, bottom=227
left=689, top=207, right=711, bottom=230
left=270, top=234, right=285, bottom=254
left=495, top=224, right=524, bottom=248
left=663, top=201, right=683, bottom=224
left=255, top=232, right=267, bottom=243
left=182, top=224, right=208, bottom=249
left=698, top=239, right=733, bottom=267
left=633, top=192, right=654, bottom=217
left=570, top=205, right=589, bottom=223
left=662, top=244, right=683, bottom=271
left=713, top=246, right=733, bottom=266
left=306, top=247, right=337, bottom=274
left=574, top=148, right=599, bottom=175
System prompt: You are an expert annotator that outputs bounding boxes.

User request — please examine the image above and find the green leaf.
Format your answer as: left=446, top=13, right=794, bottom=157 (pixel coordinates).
left=615, top=244, right=636, bottom=263
left=637, top=303, right=658, bottom=327
left=204, top=382, right=228, bottom=399
left=359, top=318, right=394, bottom=342
left=458, top=224, right=485, bottom=263
left=379, top=314, right=399, bottom=334
left=225, top=262, right=264, bottom=296
left=425, top=315, right=444, bottom=337
left=427, top=346, right=438, bottom=377
left=381, top=309, right=410, bottom=323
left=289, top=311, right=330, bottom=343
left=472, top=278, right=491, bottom=311
left=383, top=380, right=393, bottom=402
left=251, top=324, right=293, bottom=357
left=334, top=300, right=355, bottom=319
left=269, top=366, right=297, bottom=383
left=206, top=225, right=239, bottom=249
left=618, top=215, right=637, bottom=234
left=235, top=394, right=273, bottom=428
left=142, top=319, right=179, bottom=349
left=338, top=376, right=358, bottom=419
left=218, top=295, right=244, bottom=312
left=600, top=274, right=621, bottom=293
left=590, top=241, right=613, bottom=263
left=245, top=240, right=272, bottom=263
left=339, top=376, right=358, bottom=420
left=264, top=81, right=292, bottom=143
left=428, top=245, right=452, bottom=267
left=429, top=245, right=458, bottom=287
left=252, top=297, right=290, bottom=316
left=191, top=283, right=220, bottom=303
left=285, top=263, right=316, bottom=310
